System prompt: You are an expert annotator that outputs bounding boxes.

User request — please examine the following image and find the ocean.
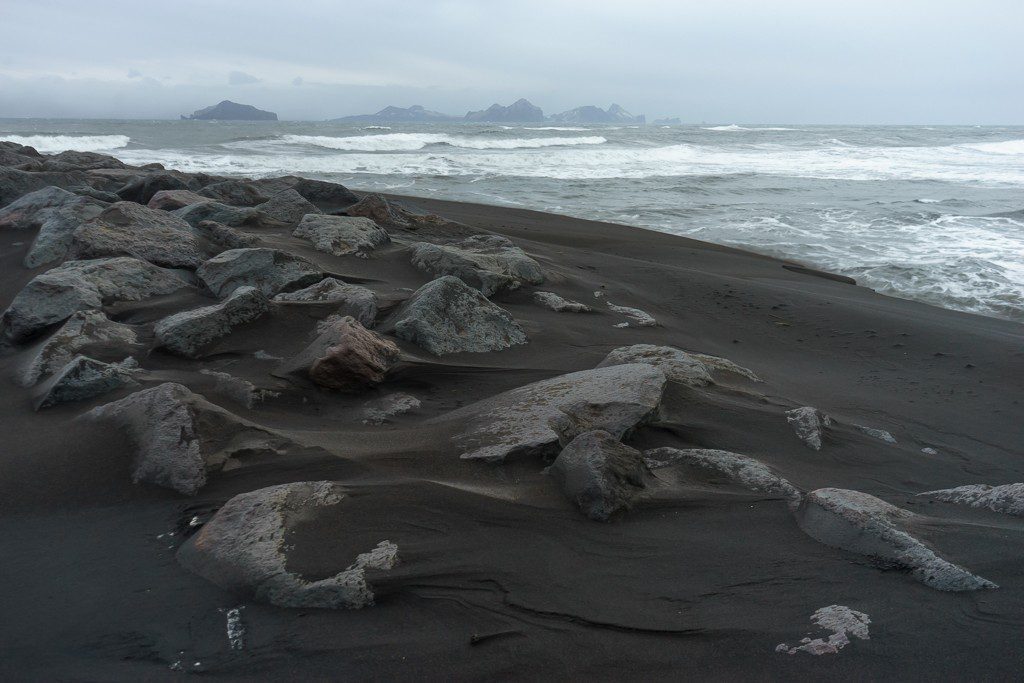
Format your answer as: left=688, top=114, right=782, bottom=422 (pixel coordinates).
left=2, top=119, right=1022, bottom=321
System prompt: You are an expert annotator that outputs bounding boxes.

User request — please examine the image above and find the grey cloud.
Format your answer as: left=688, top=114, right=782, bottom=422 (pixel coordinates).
left=228, top=70, right=261, bottom=86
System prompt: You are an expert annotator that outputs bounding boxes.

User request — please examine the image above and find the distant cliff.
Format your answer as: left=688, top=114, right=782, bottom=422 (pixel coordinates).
left=464, top=98, right=544, bottom=123
left=182, top=100, right=278, bottom=121
left=333, top=105, right=456, bottom=123
left=549, top=104, right=644, bottom=124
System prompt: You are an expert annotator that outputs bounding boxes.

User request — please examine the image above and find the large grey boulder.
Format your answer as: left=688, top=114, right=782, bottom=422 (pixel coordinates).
left=787, top=407, right=831, bottom=450
left=177, top=481, right=398, bottom=608
left=87, top=382, right=291, bottom=495
left=172, top=200, right=270, bottom=229
left=598, top=345, right=760, bottom=387
left=255, top=188, right=321, bottom=224
left=548, top=430, right=649, bottom=521
left=25, top=200, right=107, bottom=268
left=447, top=363, right=667, bottom=463
left=114, top=172, right=194, bottom=204
left=197, top=247, right=323, bottom=298
left=36, top=355, right=138, bottom=409
left=253, top=176, right=359, bottom=212
left=154, top=286, right=269, bottom=358
left=146, top=189, right=209, bottom=211
left=1, top=257, right=191, bottom=343
left=795, top=488, right=996, bottom=591
left=410, top=235, right=544, bottom=296
left=198, top=179, right=270, bottom=206
left=22, top=310, right=138, bottom=386
left=272, top=277, right=377, bottom=326
left=0, top=185, right=87, bottom=229
left=918, top=483, right=1024, bottom=517
left=644, top=447, right=802, bottom=507
left=69, top=201, right=207, bottom=268
left=292, top=215, right=390, bottom=256
left=392, top=276, right=526, bottom=355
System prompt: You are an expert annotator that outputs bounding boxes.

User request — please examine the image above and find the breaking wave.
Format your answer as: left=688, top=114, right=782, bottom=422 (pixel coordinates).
left=0, top=134, right=130, bottom=153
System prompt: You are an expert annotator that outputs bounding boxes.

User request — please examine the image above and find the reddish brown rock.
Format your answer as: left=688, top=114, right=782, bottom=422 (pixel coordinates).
left=308, top=316, right=400, bottom=392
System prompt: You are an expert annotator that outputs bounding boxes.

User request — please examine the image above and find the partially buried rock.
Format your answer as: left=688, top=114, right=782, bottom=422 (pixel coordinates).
left=253, top=175, right=359, bottom=212
left=197, top=247, right=323, bottom=297
left=292, top=214, right=390, bottom=256
left=114, top=172, right=194, bottom=204
left=87, top=382, right=291, bottom=495
left=22, top=309, right=138, bottom=386
left=36, top=355, right=138, bottom=409
left=194, top=220, right=261, bottom=249
left=154, top=286, right=269, bottom=358
left=410, top=235, right=544, bottom=296
left=0, top=185, right=87, bottom=229
left=447, top=363, right=667, bottom=463
left=69, top=201, right=207, bottom=268
left=146, top=189, right=209, bottom=211
left=786, top=406, right=831, bottom=450
left=255, top=188, right=321, bottom=224
left=644, top=447, right=802, bottom=507
left=363, top=393, right=421, bottom=424
left=606, top=301, right=657, bottom=327
left=198, top=179, right=270, bottom=207
left=172, top=200, right=271, bottom=229
left=272, top=277, right=378, bottom=326
left=548, top=430, right=649, bottom=521
left=344, top=193, right=412, bottom=228
left=795, top=487, right=996, bottom=591
left=177, top=481, right=398, bottom=608
left=598, top=344, right=712, bottom=387
left=1, top=257, right=191, bottom=343
left=855, top=425, right=897, bottom=444
left=25, top=200, right=107, bottom=268
left=533, top=291, right=592, bottom=313
left=918, top=483, right=1024, bottom=517
left=392, top=275, right=526, bottom=355
left=308, top=316, right=400, bottom=392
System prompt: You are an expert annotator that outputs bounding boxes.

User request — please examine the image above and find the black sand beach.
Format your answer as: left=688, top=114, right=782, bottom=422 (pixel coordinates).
left=1, top=144, right=1022, bottom=680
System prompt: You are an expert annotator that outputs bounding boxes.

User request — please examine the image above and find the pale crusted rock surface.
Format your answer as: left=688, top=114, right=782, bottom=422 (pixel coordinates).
left=689, top=352, right=761, bottom=382
left=606, top=301, right=657, bottom=327
left=447, top=363, right=667, bottom=463
left=533, top=291, right=592, bottom=313
left=410, top=235, right=544, bottom=296
left=199, top=369, right=280, bottom=408
left=856, top=425, right=897, bottom=444
left=22, top=310, right=138, bottom=386
left=918, top=483, right=1024, bottom=517
left=177, top=481, right=398, bottom=608
left=363, top=393, right=421, bottom=424
left=197, top=247, right=323, bottom=297
left=292, top=215, right=390, bottom=256
left=392, top=275, right=526, bottom=355
left=37, top=355, right=138, bottom=409
left=776, top=605, right=871, bottom=656
left=598, top=344, right=713, bottom=387
left=796, top=487, right=996, bottom=591
left=273, top=278, right=378, bottom=326
left=154, top=286, right=269, bottom=358
left=1, top=257, right=190, bottom=343
left=786, top=406, right=831, bottom=450
left=644, top=447, right=802, bottom=505
left=307, top=316, right=400, bottom=392
left=548, top=430, right=649, bottom=521
left=69, top=201, right=207, bottom=268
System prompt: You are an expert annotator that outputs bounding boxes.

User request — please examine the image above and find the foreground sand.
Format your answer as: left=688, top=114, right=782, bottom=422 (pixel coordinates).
left=1, top=146, right=1023, bottom=680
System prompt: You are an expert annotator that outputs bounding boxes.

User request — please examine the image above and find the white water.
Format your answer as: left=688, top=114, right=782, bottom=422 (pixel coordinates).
left=0, top=134, right=129, bottom=153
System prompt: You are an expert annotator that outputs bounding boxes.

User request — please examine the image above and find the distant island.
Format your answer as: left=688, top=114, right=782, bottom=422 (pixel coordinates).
left=464, top=98, right=545, bottom=123
left=181, top=100, right=278, bottom=121
left=330, top=98, right=654, bottom=125
left=549, top=104, right=645, bottom=124
left=332, top=105, right=456, bottom=123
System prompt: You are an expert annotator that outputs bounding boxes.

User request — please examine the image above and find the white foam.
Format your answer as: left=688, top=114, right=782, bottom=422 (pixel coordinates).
left=278, top=133, right=607, bottom=151
left=961, top=138, right=1024, bottom=155
left=0, top=134, right=130, bottom=153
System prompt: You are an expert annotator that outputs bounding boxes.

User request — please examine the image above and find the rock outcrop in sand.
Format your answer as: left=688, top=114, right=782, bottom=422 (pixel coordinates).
left=532, top=291, right=592, bottom=313
left=776, top=605, right=871, bottom=656
left=177, top=481, right=398, bottom=608
left=70, top=201, right=208, bottom=268
left=363, top=393, right=421, bottom=424
left=197, top=247, right=323, bottom=297
left=293, top=215, right=390, bottom=256
left=786, top=406, right=831, bottom=450
left=273, top=277, right=378, bottom=325
left=307, top=316, right=400, bottom=392
left=410, top=235, right=544, bottom=296
left=392, top=276, right=527, bottom=355
left=256, top=188, right=321, bottom=224
left=597, top=344, right=759, bottom=387
left=795, top=487, right=996, bottom=591
left=548, top=430, right=649, bottom=520
left=918, top=483, right=1024, bottom=517
left=22, top=309, right=138, bottom=386
left=154, top=285, right=269, bottom=358
left=37, top=355, right=138, bottom=408
left=644, top=447, right=802, bottom=506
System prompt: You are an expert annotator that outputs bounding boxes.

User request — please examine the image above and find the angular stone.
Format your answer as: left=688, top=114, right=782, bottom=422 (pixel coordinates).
left=918, top=483, right=1024, bottom=517
left=255, top=188, right=321, bottom=224
left=795, top=488, right=996, bottom=591
left=146, top=189, right=209, bottom=211
left=644, top=447, right=802, bottom=506
left=292, top=215, right=390, bottom=256
left=37, top=355, right=138, bottom=409
left=25, top=200, right=106, bottom=268
left=606, top=301, right=657, bottom=327
left=548, top=430, right=649, bottom=521
left=22, top=310, right=138, bottom=386
left=198, top=180, right=270, bottom=206
left=172, top=200, right=269, bottom=229
left=194, top=220, right=261, bottom=249
left=533, top=291, right=592, bottom=313
left=0, top=185, right=84, bottom=229
left=776, top=605, right=871, bottom=656
left=787, top=407, right=831, bottom=450
left=392, top=276, right=526, bottom=356
left=154, top=286, right=269, bottom=358
left=308, top=317, right=400, bottom=392
left=272, top=277, right=378, bottom=326
left=598, top=344, right=713, bottom=387
left=855, top=425, right=897, bottom=444
left=410, top=235, right=544, bottom=296
left=363, top=393, right=421, bottom=425
left=253, top=176, right=359, bottom=212
left=197, top=247, right=323, bottom=297
left=70, top=201, right=206, bottom=268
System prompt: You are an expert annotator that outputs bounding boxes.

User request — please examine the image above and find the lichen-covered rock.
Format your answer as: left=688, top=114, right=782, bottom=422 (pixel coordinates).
left=548, top=430, right=649, bottom=521
left=795, top=488, right=996, bottom=591
left=598, top=344, right=713, bottom=387
left=447, top=363, right=667, bottom=463
left=24, top=200, right=107, bottom=268
left=307, top=317, right=400, bottom=392
left=786, top=407, right=831, bottom=450
left=363, top=393, right=421, bottom=424
left=689, top=353, right=761, bottom=382
left=410, top=235, right=544, bottom=296
left=177, top=481, right=398, bottom=608
left=855, top=425, right=897, bottom=444
left=344, top=193, right=413, bottom=227
left=776, top=605, right=871, bottom=656
left=198, top=180, right=270, bottom=207
left=87, top=382, right=290, bottom=495
left=292, top=215, right=390, bottom=256
left=146, top=189, right=209, bottom=211
left=69, top=201, right=206, bottom=268
left=37, top=355, right=138, bottom=409
left=533, top=291, right=592, bottom=313
left=644, top=447, right=802, bottom=506
left=918, top=483, right=1024, bottom=517
left=606, top=301, right=657, bottom=327
left=255, top=188, right=322, bottom=224
left=392, top=276, right=526, bottom=355
left=194, top=220, right=261, bottom=249
left=0, top=185, right=86, bottom=229
left=154, top=286, right=269, bottom=358
left=1, top=257, right=191, bottom=343
left=272, top=278, right=378, bottom=326
left=22, top=310, right=138, bottom=386
left=197, top=247, right=323, bottom=298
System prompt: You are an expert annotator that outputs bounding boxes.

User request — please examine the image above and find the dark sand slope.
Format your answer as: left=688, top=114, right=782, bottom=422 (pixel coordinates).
left=1, top=142, right=1023, bottom=680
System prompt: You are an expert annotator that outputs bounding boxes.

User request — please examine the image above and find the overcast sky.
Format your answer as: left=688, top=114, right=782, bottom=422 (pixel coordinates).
left=0, top=0, right=1021, bottom=123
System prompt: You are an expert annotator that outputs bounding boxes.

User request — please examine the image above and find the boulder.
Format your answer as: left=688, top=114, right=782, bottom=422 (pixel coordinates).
left=255, top=188, right=321, bottom=224
left=776, top=605, right=871, bottom=656
left=37, top=355, right=138, bottom=409
left=918, top=483, right=1024, bottom=517
left=606, top=301, right=657, bottom=327
left=392, top=276, right=526, bottom=355
left=154, top=286, right=269, bottom=358
left=363, top=393, right=421, bottom=424
left=115, top=172, right=194, bottom=204
left=0, top=167, right=91, bottom=207
left=0, top=185, right=86, bottom=229
left=410, top=235, right=544, bottom=296
left=1, top=257, right=190, bottom=343
left=69, top=201, right=207, bottom=268
left=548, top=430, right=649, bottom=521
left=688, top=352, right=761, bottom=382
left=41, top=150, right=126, bottom=171
left=447, top=363, right=667, bottom=463
left=598, top=344, right=713, bottom=387
left=344, top=193, right=412, bottom=228
left=855, top=425, right=897, bottom=444
left=194, top=220, right=261, bottom=249
left=533, top=291, right=592, bottom=313
left=198, top=179, right=270, bottom=206
left=146, top=189, right=209, bottom=211
left=177, top=481, right=398, bottom=608
left=199, top=369, right=280, bottom=409
left=307, top=317, right=400, bottom=392
left=172, top=200, right=273, bottom=229
left=795, top=488, right=996, bottom=591
left=197, top=247, right=323, bottom=298
left=644, top=447, right=802, bottom=506
left=253, top=176, right=359, bottom=212
left=22, top=310, right=138, bottom=386
left=786, top=407, right=831, bottom=450
left=272, top=277, right=378, bottom=326
left=292, top=215, right=390, bottom=256
left=87, top=382, right=291, bottom=495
